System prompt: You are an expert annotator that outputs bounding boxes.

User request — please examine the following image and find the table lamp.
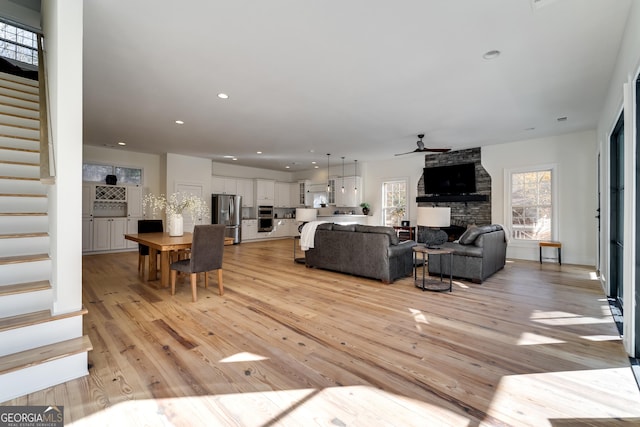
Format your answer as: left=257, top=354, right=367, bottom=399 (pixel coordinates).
left=296, top=208, right=317, bottom=233
left=417, top=207, right=450, bottom=247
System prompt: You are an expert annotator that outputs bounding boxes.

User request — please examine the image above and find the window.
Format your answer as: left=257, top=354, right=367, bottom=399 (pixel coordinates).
left=382, top=179, right=407, bottom=226
left=0, top=21, right=38, bottom=66
left=83, top=163, right=143, bottom=185
left=508, top=167, right=554, bottom=240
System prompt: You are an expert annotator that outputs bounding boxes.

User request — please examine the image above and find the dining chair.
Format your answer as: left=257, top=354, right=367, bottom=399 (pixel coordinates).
left=137, top=219, right=163, bottom=277
left=170, top=224, right=225, bottom=301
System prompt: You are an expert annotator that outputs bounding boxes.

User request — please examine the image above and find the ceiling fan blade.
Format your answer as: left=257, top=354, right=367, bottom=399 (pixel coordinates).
left=394, top=150, right=415, bottom=156
left=423, top=148, right=451, bottom=153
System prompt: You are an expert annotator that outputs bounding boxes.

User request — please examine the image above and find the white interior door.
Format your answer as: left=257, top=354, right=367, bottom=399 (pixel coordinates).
left=175, top=182, right=204, bottom=232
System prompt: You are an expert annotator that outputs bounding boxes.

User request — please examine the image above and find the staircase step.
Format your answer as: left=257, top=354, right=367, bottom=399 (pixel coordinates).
left=0, top=145, right=38, bottom=153
left=0, top=335, right=93, bottom=376
left=0, top=306, right=88, bottom=333
left=0, top=83, right=39, bottom=97
left=0, top=280, right=50, bottom=297
left=0, top=232, right=48, bottom=239
left=0, top=193, right=46, bottom=198
left=0, top=72, right=39, bottom=88
left=0, top=212, right=47, bottom=216
left=0, top=253, right=49, bottom=265
left=0, top=133, right=38, bottom=142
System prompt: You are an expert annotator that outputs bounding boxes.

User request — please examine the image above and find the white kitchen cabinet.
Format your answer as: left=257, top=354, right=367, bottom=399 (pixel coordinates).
left=237, top=178, right=254, bottom=207
left=126, top=217, right=142, bottom=249
left=127, top=186, right=144, bottom=217
left=335, top=176, right=362, bottom=207
left=82, top=217, right=93, bottom=252
left=298, top=180, right=311, bottom=206
left=275, top=182, right=291, bottom=207
left=212, top=176, right=238, bottom=195
left=242, top=219, right=258, bottom=241
left=255, top=179, right=275, bottom=205
left=82, top=183, right=94, bottom=217
left=92, top=218, right=127, bottom=251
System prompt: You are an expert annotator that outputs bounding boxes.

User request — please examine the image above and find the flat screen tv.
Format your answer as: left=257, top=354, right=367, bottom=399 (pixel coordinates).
left=423, top=163, right=476, bottom=195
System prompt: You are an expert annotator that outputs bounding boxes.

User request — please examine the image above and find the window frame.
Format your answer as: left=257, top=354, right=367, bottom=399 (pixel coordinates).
left=83, top=162, right=144, bottom=186
left=504, top=164, right=558, bottom=245
left=381, top=178, right=409, bottom=227
left=0, top=20, right=38, bottom=67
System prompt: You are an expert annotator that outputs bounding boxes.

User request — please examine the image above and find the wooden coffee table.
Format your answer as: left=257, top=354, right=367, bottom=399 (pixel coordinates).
left=413, top=245, right=454, bottom=292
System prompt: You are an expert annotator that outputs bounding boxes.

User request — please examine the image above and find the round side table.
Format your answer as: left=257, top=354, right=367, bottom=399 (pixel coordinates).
left=412, top=246, right=454, bottom=292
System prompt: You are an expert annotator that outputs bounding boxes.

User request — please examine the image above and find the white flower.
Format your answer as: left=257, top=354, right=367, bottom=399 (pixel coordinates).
left=143, top=192, right=209, bottom=223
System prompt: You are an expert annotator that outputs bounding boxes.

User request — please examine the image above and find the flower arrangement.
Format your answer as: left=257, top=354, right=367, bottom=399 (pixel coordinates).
left=143, top=192, right=209, bottom=221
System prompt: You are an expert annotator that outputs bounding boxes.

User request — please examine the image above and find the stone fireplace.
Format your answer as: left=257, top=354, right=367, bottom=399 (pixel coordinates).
left=416, top=147, right=491, bottom=241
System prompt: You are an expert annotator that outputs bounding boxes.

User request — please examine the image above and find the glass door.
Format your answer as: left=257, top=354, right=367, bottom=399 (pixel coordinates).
left=610, top=113, right=624, bottom=307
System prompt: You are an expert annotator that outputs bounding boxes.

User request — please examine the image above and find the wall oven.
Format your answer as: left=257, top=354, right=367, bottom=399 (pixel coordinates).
left=258, top=205, right=274, bottom=232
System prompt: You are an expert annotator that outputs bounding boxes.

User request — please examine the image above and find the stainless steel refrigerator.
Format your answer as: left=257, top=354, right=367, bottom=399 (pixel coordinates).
left=212, top=194, right=242, bottom=244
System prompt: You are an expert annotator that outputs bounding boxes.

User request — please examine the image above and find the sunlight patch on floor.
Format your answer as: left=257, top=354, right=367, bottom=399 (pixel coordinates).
left=516, top=332, right=565, bottom=346
left=580, top=334, right=621, bottom=342
left=530, top=310, right=610, bottom=326
left=409, top=308, right=429, bottom=332
left=219, top=352, right=269, bottom=363
left=67, top=386, right=472, bottom=427
left=488, top=368, right=640, bottom=426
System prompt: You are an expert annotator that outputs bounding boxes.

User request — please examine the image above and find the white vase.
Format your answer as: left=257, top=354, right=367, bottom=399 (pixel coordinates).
left=169, top=213, right=184, bottom=236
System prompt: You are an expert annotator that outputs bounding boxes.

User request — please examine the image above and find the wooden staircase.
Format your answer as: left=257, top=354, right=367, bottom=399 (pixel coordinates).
left=0, top=71, right=92, bottom=402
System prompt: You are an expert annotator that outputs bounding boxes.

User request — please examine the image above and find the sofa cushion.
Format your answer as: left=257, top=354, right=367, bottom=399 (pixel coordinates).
left=333, top=224, right=356, bottom=232
left=458, top=224, right=503, bottom=245
left=355, top=225, right=400, bottom=245
left=316, top=222, right=333, bottom=231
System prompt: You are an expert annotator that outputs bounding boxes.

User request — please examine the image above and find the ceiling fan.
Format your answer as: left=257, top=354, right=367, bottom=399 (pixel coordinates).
left=394, top=134, right=451, bottom=156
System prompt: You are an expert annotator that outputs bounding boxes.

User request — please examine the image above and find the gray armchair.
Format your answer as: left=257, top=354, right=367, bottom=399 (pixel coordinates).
left=170, top=224, right=225, bottom=301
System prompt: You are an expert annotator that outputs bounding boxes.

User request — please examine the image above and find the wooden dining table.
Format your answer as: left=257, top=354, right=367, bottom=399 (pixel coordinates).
left=124, top=232, right=193, bottom=288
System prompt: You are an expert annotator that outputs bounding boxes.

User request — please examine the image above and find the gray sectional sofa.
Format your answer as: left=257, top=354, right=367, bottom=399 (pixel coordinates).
left=427, top=224, right=507, bottom=283
left=304, top=223, right=416, bottom=283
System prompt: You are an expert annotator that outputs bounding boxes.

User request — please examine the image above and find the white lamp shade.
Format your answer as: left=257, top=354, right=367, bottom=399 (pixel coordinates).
left=296, top=208, right=317, bottom=222
left=417, top=207, right=451, bottom=227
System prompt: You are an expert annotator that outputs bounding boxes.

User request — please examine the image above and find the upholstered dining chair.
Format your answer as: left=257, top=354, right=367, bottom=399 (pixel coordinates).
left=170, top=224, right=225, bottom=302
left=137, top=219, right=163, bottom=277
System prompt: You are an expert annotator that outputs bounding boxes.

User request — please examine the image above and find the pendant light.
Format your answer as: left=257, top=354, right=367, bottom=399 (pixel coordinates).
left=354, top=159, right=358, bottom=193
left=326, top=153, right=331, bottom=192
left=341, top=156, right=345, bottom=193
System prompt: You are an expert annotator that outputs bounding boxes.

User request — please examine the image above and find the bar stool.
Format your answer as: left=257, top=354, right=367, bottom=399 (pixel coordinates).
left=539, top=241, right=562, bottom=265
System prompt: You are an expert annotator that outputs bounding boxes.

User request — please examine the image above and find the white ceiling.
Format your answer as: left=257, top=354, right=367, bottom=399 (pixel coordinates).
left=83, top=0, right=631, bottom=172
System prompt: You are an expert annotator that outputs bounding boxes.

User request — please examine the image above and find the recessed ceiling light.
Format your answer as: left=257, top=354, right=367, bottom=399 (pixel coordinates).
left=175, top=120, right=184, bottom=125
left=117, top=141, right=126, bottom=146
left=232, top=158, right=238, bottom=161
left=557, top=116, right=568, bottom=122
left=217, top=93, right=229, bottom=99
left=285, top=165, right=290, bottom=169
left=256, top=151, right=262, bottom=154
left=223, top=155, right=235, bottom=159
left=311, top=161, right=317, bottom=165
left=314, top=165, right=319, bottom=169
left=482, top=50, right=501, bottom=60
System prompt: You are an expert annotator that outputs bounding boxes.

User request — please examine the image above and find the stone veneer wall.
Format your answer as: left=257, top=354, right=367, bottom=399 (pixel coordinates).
left=417, top=147, right=491, bottom=227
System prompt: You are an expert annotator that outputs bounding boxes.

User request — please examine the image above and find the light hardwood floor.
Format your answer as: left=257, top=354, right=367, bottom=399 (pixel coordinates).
left=4, top=239, right=640, bottom=426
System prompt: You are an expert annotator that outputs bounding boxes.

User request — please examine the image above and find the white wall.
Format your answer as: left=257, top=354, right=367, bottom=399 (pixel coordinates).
left=361, top=155, right=425, bottom=227
left=83, top=145, right=162, bottom=196
left=212, top=161, right=292, bottom=182
left=483, top=131, right=597, bottom=266
left=166, top=153, right=213, bottom=224
left=43, top=0, right=84, bottom=314
left=0, top=0, right=41, bottom=31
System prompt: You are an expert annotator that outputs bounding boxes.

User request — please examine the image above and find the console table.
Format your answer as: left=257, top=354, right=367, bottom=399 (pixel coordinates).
left=412, top=246, right=454, bottom=292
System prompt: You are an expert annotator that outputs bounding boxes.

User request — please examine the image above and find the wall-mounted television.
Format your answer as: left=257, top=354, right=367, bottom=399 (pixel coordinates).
left=423, top=163, right=476, bottom=195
